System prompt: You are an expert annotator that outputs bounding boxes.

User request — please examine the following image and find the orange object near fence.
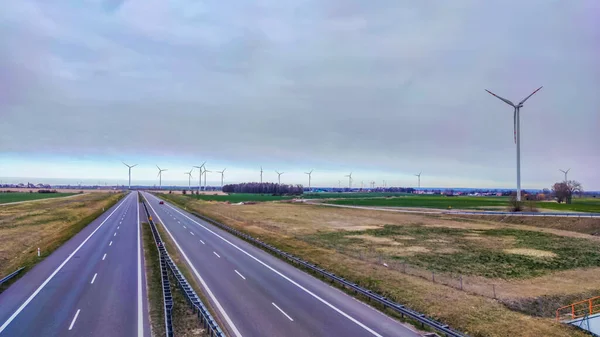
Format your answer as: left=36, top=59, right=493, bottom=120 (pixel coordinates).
left=556, top=296, right=600, bottom=321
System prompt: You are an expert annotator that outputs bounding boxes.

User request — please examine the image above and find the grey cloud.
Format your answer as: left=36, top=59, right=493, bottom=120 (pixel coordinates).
left=1, top=0, right=599, bottom=188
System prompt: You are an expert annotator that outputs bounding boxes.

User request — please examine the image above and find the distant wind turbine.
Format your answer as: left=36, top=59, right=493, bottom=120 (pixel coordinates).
left=345, top=172, right=353, bottom=189
left=193, top=162, right=206, bottom=191
left=122, top=162, right=137, bottom=190
left=559, top=168, right=570, bottom=182
left=260, top=166, right=263, bottom=184
left=275, top=171, right=284, bottom=184
left=202, top=167, right=211, bottom=190
left=216, top=168, right=226, bottom=188
left=185, top=169, right=193, bottom=189
left=156, top=165, right=167, bottom=189
left=486, top=86, right=543, bottom=201
left=415, top=172, right=422, bottom=188
left=304, top=170, right=313, bottom=190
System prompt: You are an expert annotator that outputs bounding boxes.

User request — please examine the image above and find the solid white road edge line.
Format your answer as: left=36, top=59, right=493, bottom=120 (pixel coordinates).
left=234, top=270, right=246, bottom=280
left=137, top=192, right=144, bottom=337
left=142, top=192, right=243, bottom=337
left=0, top=193, right=131, bottom=333
left=90, top=273, right=97, bottom=284
left=68, top=309, right=81, bottom=330
left=160, top=195, right=384, bottom=337
left=272, top=303, right=294, bottom=321
left=213, top=252, right=221, bottom=258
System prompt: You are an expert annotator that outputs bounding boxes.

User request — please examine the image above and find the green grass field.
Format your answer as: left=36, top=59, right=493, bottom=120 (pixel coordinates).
left=307, top=225, right=600, bottom=279
left=0, top=193, right=76, bottom=204
left=185, top=192, right=410, bottom=202
left=327, top=195, right=600, bottom=213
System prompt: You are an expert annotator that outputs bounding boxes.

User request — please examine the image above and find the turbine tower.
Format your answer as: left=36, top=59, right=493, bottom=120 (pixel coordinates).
left=122, top=162, right=137, bottom=190
left=260, top=166, right=263, bottom=184
left=193, top=162, right=206, bottom=191
left=345, top=172, right=353, bottom=189
left=559, top=168, right=570, bottom=182
left=486, top=86, right=543, bottom=201
left=184, top=169, right=193, bottom=190
left=216, top=168, right=226, bottom=188
left=202, top=167, right=211, bottom=191
left=415, top=172, right=422, bottom=188
left=156, top=165, right=167, bottom=189
left=304, top=169, right=313, bottom=190
left=275, top=171, right=284, bottom=184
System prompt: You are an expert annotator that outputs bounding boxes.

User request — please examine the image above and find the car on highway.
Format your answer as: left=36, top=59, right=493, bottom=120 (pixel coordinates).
left=159, top=201, right=164, bottom=205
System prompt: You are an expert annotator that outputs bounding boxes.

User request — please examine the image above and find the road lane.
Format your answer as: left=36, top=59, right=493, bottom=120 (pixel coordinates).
left=0, top=192, right=150, bottom=337
left=143, top=191, right=420, bottom=337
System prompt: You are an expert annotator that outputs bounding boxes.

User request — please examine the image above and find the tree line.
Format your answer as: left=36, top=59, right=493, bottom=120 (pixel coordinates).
left=222, top=182, right=304, bottom=195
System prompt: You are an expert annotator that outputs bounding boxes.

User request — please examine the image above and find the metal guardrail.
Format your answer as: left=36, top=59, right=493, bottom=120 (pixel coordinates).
left=142, top=201, right=225, bottom=337
left=0, top=267, right=25, bottom=286
left=142, top=202, right=174, bottom=337
left=182, top=207, right=468, bottom=337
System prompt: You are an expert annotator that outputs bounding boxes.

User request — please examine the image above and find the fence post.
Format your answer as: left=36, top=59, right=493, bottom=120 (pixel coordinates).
left=432, top=272, right=435, bottom=283
left=460, top=275, right=463, bottom=290
left=37, top=247, right=40, bottom=257
left=493, top=284, right=496, bottom=299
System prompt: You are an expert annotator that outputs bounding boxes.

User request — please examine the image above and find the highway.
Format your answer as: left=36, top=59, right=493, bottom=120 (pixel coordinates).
left=0, top=192, right=150, bottom=337
left=142, top=191, right=421, bottom=337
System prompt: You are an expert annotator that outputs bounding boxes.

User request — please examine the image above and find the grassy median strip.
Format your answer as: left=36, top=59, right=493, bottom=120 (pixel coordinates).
left=153, top=219, right=223, bottom=336
left=0, top=192, right=123, bottom=292
left=141, top=221, right=165, bottom=337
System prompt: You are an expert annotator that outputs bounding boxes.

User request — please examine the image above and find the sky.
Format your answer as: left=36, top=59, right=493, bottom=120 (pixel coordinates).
left=1, top=0, right=599, bottom=189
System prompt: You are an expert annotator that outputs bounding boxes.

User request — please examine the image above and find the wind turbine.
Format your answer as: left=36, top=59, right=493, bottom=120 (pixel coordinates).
left=345, top=172, right=353, bottom=189
left=559, top=168, right=570, bottom=182
left=193, top=162, right=206, bottom=191
left=415, top=172, right=421, bottom=188
left=202, top=167, right=211, bottom=190
left=122, top=162, right=137, bottom=190
left=260, top=166, right=263, bottom=184
left=184, top=169, right=193, bottom=190
left=304, top=170, right=313, bottom=190
left=156, top=165, right=167, bottom=189
left=275, top=171, right=284, bottom=184
left=486, top=86, right=543, bottom=201
left=216, top=168, right=226, bottom=188
left=338, top=180, right=341, bottom=189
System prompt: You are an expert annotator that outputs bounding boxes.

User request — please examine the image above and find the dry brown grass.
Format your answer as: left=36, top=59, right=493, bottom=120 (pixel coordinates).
left=159, top=195, right=591, bottom=337
left=0, top=192, right=122, bottom=278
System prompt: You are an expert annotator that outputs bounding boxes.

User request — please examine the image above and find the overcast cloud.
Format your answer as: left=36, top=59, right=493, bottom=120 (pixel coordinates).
left=0, top=0, right=599, bottom=189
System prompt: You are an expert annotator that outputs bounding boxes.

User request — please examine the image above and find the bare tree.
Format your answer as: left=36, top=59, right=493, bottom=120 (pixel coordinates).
left=552, top=180, right=583, bottom=204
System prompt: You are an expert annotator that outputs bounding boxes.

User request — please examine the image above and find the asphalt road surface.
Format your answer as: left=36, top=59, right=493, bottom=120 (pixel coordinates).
left=0, top=192, right=150, bottom=337
left=142, top=191, right=421, bottom=337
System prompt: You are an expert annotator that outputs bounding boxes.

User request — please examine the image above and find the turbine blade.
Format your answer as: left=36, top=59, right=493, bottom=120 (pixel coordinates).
left=132, top=164, right=138, bottom=168
left=156, top=165, right=161, bottom=170
left=485, top=89, right=515, bottom=107
left=518, top=86, right=543, bottom=105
